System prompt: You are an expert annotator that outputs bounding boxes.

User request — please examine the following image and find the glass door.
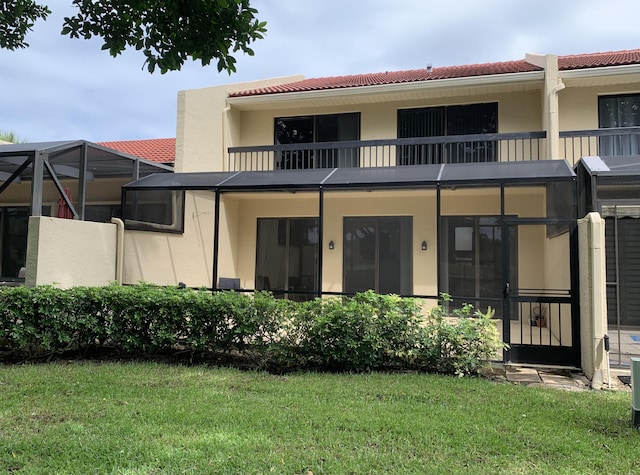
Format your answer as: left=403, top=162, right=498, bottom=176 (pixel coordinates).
left=255, top=217, right=319, bottom=301
left=343, top=216, right=412, bottom=295
left=440, top=216, right=513, bottom=319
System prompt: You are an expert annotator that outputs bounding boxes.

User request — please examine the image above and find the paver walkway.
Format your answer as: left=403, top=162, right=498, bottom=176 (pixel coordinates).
left=487, top=364, right=631, bottom=392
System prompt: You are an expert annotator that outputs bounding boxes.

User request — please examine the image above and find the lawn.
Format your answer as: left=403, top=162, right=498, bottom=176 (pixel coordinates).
left=0, top=362, right=638, bottom=475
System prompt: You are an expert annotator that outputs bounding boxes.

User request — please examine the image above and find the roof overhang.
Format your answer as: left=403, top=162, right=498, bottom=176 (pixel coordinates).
left=226, top=71, right=545, bottom=111
left=560, top=64, right=640, bottom=88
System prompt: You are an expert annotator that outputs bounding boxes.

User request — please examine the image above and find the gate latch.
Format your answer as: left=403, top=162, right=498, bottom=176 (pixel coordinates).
left=503, top=282, right=510, bottom=298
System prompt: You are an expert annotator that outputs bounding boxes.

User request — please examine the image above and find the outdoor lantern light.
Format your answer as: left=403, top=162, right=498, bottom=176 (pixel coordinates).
left=329, top=240, right=335, bottom=250
left=421, top=240, right=428, bottom=250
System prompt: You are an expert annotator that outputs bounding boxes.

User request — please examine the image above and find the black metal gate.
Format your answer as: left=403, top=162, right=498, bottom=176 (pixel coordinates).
left=502, top=220, right=581, bottom=366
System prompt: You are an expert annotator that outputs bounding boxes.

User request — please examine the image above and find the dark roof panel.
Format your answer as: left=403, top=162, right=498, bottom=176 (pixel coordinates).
left=124, top=160, right=576, bottom=192
left=221, top=168, right=335, bottom=190
left=323, top=165, right=442, bottom=188
left=440, top=160, right=575, bottom=184
left=124, top=171, right=239, bottom=189
left=578, top=155, right=640, bottom=185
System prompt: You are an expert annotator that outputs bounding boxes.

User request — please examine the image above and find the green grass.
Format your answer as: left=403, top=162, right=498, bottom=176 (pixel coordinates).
left=0, top=363, right=638, bottom=474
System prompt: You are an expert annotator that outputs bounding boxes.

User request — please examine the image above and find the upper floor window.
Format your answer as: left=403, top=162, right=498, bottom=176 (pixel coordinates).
left=274, top=113, right=360, bottom=169
left=397, top=103, right=498, bottom=165
left=599, top=93, right=640, bottom=155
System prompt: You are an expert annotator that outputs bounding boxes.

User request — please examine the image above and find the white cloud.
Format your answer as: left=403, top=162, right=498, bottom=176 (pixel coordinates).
left=2, top=0, right=640, bottom=142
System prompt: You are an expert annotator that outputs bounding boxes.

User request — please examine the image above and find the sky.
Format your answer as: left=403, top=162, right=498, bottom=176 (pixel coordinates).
left=2, top=0, right=640, bottom=143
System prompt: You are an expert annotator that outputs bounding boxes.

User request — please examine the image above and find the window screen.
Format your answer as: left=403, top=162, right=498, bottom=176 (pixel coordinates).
left=123, top=189, right=184, bottom=233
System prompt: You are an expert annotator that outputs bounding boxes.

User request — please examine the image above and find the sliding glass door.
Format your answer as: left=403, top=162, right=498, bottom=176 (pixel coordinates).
left=343, top=216, right=412, bottom=295
left=255, top=218, right=319, bottom=301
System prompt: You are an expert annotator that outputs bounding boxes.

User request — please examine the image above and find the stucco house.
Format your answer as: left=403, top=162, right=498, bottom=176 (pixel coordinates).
left=114, top=49, right=640, bottom=369
left=9, top=49, right=639, bottom=373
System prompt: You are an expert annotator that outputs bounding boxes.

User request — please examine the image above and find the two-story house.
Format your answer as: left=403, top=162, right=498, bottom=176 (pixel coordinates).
left=102, top=49, right=640, bottom=367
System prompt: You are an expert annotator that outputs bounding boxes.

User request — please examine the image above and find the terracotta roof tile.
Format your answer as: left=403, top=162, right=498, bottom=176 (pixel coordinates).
left=98, top=138, right=175, bottom=163
left=230, top=60, right=540, bottom=97
left=558, top=48, right=640, bottom=70
left=230, top=49, right=640, bottom=98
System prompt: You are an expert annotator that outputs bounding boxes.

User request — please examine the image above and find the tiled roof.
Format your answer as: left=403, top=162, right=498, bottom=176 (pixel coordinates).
left=98, top=138, right=175, bottom=163
left=558, top=49, right=640, bottom=70
left=230, top=49, right=640, bottom=98
left=230, top=60, right=540, bottom=97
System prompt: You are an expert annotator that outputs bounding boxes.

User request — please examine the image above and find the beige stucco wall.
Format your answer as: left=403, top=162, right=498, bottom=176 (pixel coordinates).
left=176, top=76, right=304, bottom=173
left=559, top=83, right=640, bottom=132
left=26, top=217, right=117, bottom=288
left=122, top=191, right=216, bottom=287
left=221, top=190, right=438, bottom=296
left=323, top=191, right=437, bottom=296
left=236, top=90, right=543, bottom=147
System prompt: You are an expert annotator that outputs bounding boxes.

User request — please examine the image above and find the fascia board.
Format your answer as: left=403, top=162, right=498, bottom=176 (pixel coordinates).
left=560, top=64, right=640, bottom=80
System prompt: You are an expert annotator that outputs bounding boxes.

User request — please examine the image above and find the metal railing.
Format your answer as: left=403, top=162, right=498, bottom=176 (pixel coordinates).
left=510, top=298, right=573, bottom=348
left=560, top=126, right=640, bottom=166
left=228, top=127, right=640, bottom=171
left=227, top=132, right=547, bottom=171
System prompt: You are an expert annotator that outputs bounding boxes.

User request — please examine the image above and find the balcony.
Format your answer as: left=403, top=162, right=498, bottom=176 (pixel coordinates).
left=227, top=127, right=640, bottom=172
left=560, top=126, right=640, bottom=166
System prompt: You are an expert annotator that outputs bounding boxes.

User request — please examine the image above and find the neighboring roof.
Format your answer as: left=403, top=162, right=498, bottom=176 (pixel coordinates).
left=0, top=140, right=172, bottom=181
left=124, top=160, right=575, bottom=192
left=98, top=138, right=175, bottom=164
left=230, top=49, right=640, bottom=98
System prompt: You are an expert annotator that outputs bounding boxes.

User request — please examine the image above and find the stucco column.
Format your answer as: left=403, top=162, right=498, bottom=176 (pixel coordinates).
left=578, top=212, right=608, bottom=388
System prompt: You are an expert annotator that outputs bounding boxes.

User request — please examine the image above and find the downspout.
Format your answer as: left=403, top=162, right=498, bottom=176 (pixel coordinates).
left=223, top=105, right=231, bottom=171
left=111, top=217, right=124, bottom=285
left=547, top=78, right=565, bottom=160
left=525, top=53, right=564, bottom=160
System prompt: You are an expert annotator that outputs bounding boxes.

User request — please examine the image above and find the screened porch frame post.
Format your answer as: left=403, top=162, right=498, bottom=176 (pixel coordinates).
left=212, top=189, right=221, bottom=290
left=30, top=152, right=46, bottom=216
left=318, top=187, right=324, bottom=297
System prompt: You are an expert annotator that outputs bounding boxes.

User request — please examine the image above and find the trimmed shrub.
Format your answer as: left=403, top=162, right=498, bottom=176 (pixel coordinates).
left=418, top=294, right=504, bottom=376
left=0, top=285, right=504, bottom=375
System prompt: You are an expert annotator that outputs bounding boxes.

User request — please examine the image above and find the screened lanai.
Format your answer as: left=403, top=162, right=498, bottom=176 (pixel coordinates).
left=577, top=155, right=640, bottom=366
left=123, top=160, right=580, bottom=365
left=122, top=160, right=579, bottom=366
left=0, top=140, right=172, bottom=217
left=0, top=140, right=172, bottom=280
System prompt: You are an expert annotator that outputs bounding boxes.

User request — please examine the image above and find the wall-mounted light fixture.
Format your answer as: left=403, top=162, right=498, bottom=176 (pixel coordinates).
left=421, top=240, right=428, bottom=251
left=329, top=240, right=335, bottom=250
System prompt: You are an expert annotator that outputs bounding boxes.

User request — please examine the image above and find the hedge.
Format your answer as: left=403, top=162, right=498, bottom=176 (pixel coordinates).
left=0, top=284, right=504, bottom=376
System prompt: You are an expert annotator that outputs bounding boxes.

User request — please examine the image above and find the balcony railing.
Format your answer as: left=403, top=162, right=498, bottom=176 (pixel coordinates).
left=227, top=127, right=640, bottom=172
left=560, top=126, right=640, bottom=167
left=227, top=132, right=547, bottom=171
